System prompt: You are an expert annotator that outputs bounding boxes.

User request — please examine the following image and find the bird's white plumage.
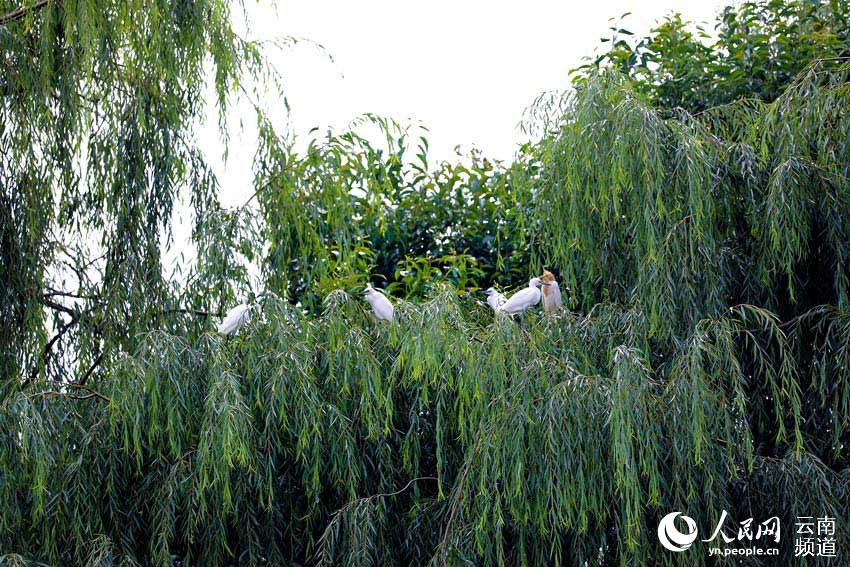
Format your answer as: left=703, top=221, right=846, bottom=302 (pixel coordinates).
left=364, top=285, right=394, bottom=322
left=484, top=288, right=507, bottom=312
left=499, top=278, right=543, bottom=314
left=217, top=301, right=251, bottom=335
left=542, top=280, right=562, bottom=313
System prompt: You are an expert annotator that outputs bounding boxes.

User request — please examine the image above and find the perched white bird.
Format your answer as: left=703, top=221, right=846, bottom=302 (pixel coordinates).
left=217, top=297, right=252, bottom=335
left=499, top=278, right=544, bottom=315
left=363, top=284, right=394, bottom=322
left=540, top=270, right=563, bottom=313
left=484, top=287, right=507, bottom=312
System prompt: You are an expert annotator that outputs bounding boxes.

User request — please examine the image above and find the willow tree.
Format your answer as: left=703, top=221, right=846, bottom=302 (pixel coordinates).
left=0, top=0, right=267, bottom=384
left=3, top=1, right=850, bottom=567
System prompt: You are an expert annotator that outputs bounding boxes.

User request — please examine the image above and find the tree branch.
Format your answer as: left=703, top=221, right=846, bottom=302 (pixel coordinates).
left=43, top=289, right=101, bottom=301
left=29, top=316, right=78, bottom=381
left=26, top=296, right=86, bottom=384
left=39, top=296, right=78, bottom=318
left=77, top=352, right=103, bottom=385
left=160, top=308, right=220, bottom=318
left=240, top=178, right=275, bottom=209
left=64, top=382, right=110, bottom=402
left=330, top=476, right=438, bottom=518
left=0, top=0, right=54, bottom=26
left=315, top=475, right=438, bottom=563
left=28, top=384, right=110, bottom=403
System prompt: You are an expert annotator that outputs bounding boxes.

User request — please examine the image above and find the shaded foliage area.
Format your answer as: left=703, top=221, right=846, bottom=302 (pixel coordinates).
left=3, top=0, right=850, bottom=566
left=4, top=293, right=848, bottom=566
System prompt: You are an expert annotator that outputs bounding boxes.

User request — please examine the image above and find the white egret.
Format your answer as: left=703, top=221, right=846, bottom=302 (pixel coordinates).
left=217, top=297, right=252, bottom=335
left=363, top=284, right=394, bottom=322
left=484, top=287, right=507, bottom=312
left=541, top=270, right=563, bottom=313
left=498, top=278, right=545, bottom=315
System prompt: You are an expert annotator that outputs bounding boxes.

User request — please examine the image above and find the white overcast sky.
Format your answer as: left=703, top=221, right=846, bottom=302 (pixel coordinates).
left=203, top=0, right=731, bottom=207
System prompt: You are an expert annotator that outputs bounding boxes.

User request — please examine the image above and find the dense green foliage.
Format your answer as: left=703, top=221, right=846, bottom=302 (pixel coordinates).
left=254, top=116, right=534, bottom=308
left=581, top=0, right=850, bottom=111
left=3, top=1, right=850, bottom=566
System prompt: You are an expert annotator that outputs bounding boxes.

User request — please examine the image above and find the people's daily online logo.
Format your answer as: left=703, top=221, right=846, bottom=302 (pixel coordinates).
left=656, top=511, right=838, bottom=558
left=657, top=512, right=698, bottom=552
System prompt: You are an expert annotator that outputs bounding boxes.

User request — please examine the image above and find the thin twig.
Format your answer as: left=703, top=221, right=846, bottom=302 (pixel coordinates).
left=43, top=289, right=101, bottom=301
left=159, top=308, right=220, bottom=318
left=330, top=476, right=438, bottom=518
left=64, top=382, right=110, bottom=402
left=439, top=432, right=480, bottom=565
left=240, top=178, right=275, bottom=209
left=28, top=385, right=110, bottom=403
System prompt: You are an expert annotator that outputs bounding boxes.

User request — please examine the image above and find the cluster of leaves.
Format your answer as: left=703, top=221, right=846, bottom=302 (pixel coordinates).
left=578, top=0, right=850, bottom=111
left=253, top=115, right=534, bottom=310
